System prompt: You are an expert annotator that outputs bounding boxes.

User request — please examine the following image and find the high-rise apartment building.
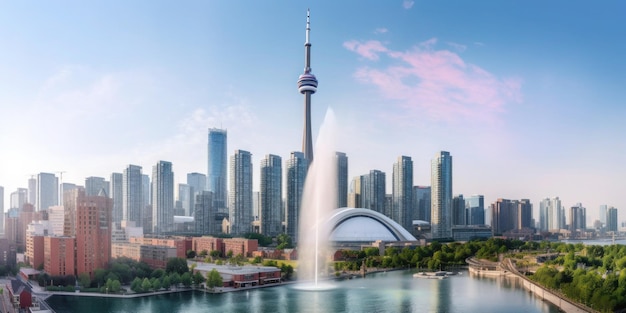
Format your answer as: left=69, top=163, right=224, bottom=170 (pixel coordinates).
left=85, top=176, right=107, bottom=196
left=208, top=128, right=228, bottom=213
left=569, top=203, right=586, bottom=231
left=491, top=199, right=517, bottom=235
left=229, top=150, right=253, bottom=236
left=28, top=177, right=36, bottom=207
left=392, top=156, right=413, bottom=231
left=178, top=184, right=192, bottom=216
left=413, top=186, right=431, bottom=222
left=465, top=195, right=484, bottom=225
left=10, top=188, right=28, bottom=211
left=539, top=197, right=563, bottom=231
left=61, top=188, right=112, bottom=278
left=260, top=154, right=282, bottom=236
left=607, top=207, right=618, bottom=232
left=194, top=191, right=215, bottom=235
left=336, top=152, right=348, bottom=208
left=123, top=165, right=143, bottom=228
left=363, top=170, right=386, bottom=216
left=599, top=205, right=608, bottom=226
left=431, top=151, right=453, bottom=240
left=286, top=152, right=308, bottom=242
left=453, top=194, right=465, bottom=226
left=36, top=172, right=58, bottom=211
left=187, top=172, right=207, bottom=213
left=152, top=161, right=174, bottom=234
left=110, top=173, right=123, bottom=224
left=518, top=199, right=533, bottom=229
left=347, top=176, right=364, bottom=208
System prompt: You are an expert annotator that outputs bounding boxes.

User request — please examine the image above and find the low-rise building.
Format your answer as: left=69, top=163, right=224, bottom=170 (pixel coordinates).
left=191, top=261, right=281, bottom=289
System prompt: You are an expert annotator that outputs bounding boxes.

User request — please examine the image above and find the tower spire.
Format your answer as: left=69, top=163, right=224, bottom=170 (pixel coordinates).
left=298, top=9, right=318, bottom=164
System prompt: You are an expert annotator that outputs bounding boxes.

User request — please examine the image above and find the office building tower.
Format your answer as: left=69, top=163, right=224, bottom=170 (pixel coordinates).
left=539, top=197, right=564, bottom=231
left=413, top=186, right=431, bottom=222
left=142, top=174, right=150, bottom=206
left=465, top=195, right=484, bottom=225
left=431, top=151, right=453, bottom=240
left=208, top=128, right=228, bottom=214
left=152, top=161, right=174, bottom=234
left=28, top=177, right=36, bottom=207
left=187, top=172, right=207, bottom=213
left=62, top=188, right=112, bottom=277
left=229, top=150, right=253, bottom=236
left=110, top=173, right=123, bottom=224
left=363, top=170, right=386, bottom=216
left=347, top=176, right=363, bottom=208
left=10, top=188, right=28, bottom=211
left=569, top=203, right=586, bottom=231
left=194, top=191, right=215, bottom=235
left=336, top=152, right=348, bottom=208
left=122, top=165, right=143, bottom=228
left=178, top=184, right=192, bottom=216
left=607, top=207, right=618, bottom=232
left=599, top=205, right=608, bottom=226
left=260, top=154, right=282, bottom=236
left=286, top=152, right=308, bottom=242
left=491, top=199, right=517, bottom=235
left=393, top=156, right=413, bottom=231
left=518, top=199, right=533, bottom=229
left=0, top=186, right=3, bottom=234
left=453, top=194, right=465, bottom=226
left=36, top=172, right=58, bottom=211
left=85, top=176, right=106, bottom=196
left=297, top=9, right=318, bottom=164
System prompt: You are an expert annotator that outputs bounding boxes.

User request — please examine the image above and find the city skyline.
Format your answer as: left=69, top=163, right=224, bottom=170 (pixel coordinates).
left=1, top=2, right=625, bottom=223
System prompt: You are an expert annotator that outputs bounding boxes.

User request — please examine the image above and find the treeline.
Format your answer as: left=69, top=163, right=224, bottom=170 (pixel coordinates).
left=334, top=238, right=531, bottom=272
left=530, top=243, right=626, bottom=312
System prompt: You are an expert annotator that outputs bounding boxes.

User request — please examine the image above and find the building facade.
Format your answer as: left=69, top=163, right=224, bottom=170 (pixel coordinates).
left=123, top=165, right=143, bottom=229
left=208, top=128, right=228, bottom=214
left=36, top=172, right=58, bottom=211
left=392, top=156, right=413, bottom=232
left=413, top=186, right=431, bottom=222
left=465, top=195, right=484, bottom=225
left=260, top=154, right=282, bottom=236
left=110, top=173, right=124, bottom=225
left=336, top=152, right=348, bottom=208
left=363, top=170, right=386, bottom=216
left=229, top=150, right=253, bottom=236
left=286, top=152, right=308, bottom=242
left=431, top=151, right=453, bottom=240
left=152, top=161, right=174, bottom=234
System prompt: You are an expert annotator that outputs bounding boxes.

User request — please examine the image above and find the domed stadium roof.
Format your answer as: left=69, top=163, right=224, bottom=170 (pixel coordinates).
left=327, top=208, right=417, bottom=242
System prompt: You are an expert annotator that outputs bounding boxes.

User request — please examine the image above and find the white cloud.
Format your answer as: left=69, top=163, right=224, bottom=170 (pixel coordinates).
left=402, top=0, right=415, bottom=9
left=374, top=28, right=388, bottom=34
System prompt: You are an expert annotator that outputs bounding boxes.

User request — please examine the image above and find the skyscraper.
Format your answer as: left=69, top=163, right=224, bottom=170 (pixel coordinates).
left=336, top=152, right=348, bottom=208
left=539, top=197, right=563, bottom=231
left=599, top=204, right=608, bottom=226
left=122, top=165, right=143, bottom=228
left=187, top=172, right=207, bottom=217
left=569, top=203, right=586, bottom=231
left=260, top=154, right=282, bottom=236
left=453, top=194, right=465, bottom=226
left=152, top=161, right=174, bottom=234
left=297, top=9, right=318, bottom=164
left=229, top=150, right=253, bottom=236
left=178, top=184, right=192, bottom=216
left=36, top=172, right=58, bottom=211
left=286, top=152, right=308, bottom=242
left=347, top=176, right=364, bottom=208
left=607, top=207, right=618, bottom=232
left=85, top=176, right=107, bottom=196
left=392, top=156, right=413, bottom=231
left=10, top=188, right=28, bottom=211
left=466, top=195, right=484, bottom=225
left=110, top=173, right=123, bottom=225
left=491, top=198, right=517, bottom=235
left=413, top=186, right=431, bottom=222
left=28, top=177, right=36, bottom=207
left=363, top=170, right=386, bottom=216
left=208, top=128, right=228, bottom=213
left=431, top=151, right=452, bottom=240
left=194, top=191, right=215, bottom=235
left=518, top=199, right=533, bottom=229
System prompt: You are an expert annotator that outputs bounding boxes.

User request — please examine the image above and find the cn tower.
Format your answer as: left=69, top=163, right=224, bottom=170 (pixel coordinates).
left=297, top=9, right=318, bottom=164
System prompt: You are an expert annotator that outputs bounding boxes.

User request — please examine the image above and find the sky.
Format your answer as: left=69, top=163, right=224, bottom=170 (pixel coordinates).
left=1, top=1, right=625, bottom=224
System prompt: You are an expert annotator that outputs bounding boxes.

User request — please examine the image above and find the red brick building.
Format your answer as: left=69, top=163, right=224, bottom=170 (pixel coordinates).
left=44, top=236, right=75, bottom=276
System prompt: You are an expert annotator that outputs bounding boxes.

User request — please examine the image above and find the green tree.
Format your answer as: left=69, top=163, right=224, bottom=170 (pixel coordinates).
left=199, top=250, right=208, bottom=257
left=162, top=276, right=171, bottom=290
left=152, top=279, right=161, bottom=291
left=187, top=250, right=197, bottom=259
left=131, top=277, right=142, bottom=292
left=166, top=258, right=189, bottom=275
left=141, top=278, right=152, bottom=292
left=111, top=280, right=121, bottom=293
left=78, top=272, right=91, bottom=289
left=181, top=272, right=192, bottom=287
left=193, top=271, right=206, bottom=286
left=210, top=250, right=221, bottom=259
left=170, top=273, right=181, bottom=288
left=276, top=234, right=293, bottom=250
left=206, top=269, right=223, bottom=289
left=151, top=268, right=165, bottom=279
left=252, top=256, right=263, bottom=264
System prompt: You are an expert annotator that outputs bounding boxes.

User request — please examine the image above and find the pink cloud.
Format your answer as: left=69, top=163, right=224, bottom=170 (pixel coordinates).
left=343, top=40, right=388, bottom=61
left=344, top=38, right=522, bottom=122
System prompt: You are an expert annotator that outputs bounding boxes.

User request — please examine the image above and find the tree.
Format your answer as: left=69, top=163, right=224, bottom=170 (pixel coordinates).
left=199, top=250, right=208, bottom=257
left=78, top=272, right=91, bottom=289
left=252, top=256, right=263, bottom=264
left=111, top=280, right=121, bottom=293
left=187, top=250, right=197, bottom=259
left=152, top=279, right=161, bottom=291
left=141, top=278, right=152, bottom=292
left=131, top=277, right=142, bottom=292
left=170, top=273, right=181, bottom=288
left=166, top=258, right=189, bottom=275
left=162, top=276, right=171, bottom=290
left=277, top=234, right=293, bottom=250
left=181, top=272, right=192, bottom=287
left=193, top=271, right=206, bottom=286
left=210, top=250, right=221, bottom=259
left=281, top=264, right=294, bottom=280
left=206, top=269, right=223, bottom=290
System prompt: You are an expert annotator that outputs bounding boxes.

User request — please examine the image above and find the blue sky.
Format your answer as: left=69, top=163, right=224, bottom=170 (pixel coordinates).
left=1, top=1, right=625, bottom=224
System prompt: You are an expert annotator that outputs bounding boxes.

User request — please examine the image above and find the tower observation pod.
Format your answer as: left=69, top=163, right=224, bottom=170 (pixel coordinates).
left=298, top=9, right=318, bottom=164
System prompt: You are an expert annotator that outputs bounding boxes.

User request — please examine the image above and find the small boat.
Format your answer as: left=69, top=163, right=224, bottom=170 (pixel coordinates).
left=413, top=272, right=449, bottom=279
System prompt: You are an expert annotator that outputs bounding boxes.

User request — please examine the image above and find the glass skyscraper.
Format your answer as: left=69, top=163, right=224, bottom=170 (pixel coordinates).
left=152, top=161, right=174, bottom=234
left=208, top=128, right=228, bottom=213
left=286, top=152, right=308, bottom=242
left=465, top=195, right=485, bottom=225
left=413, top=186, right=431, bottom=222
left=123, top=165, right=143, bottom=228
left=110, top=172, right=123, bottom=225
left=431, top=151, right=452, bottom=239
left=229, top=150, right=253, bottom=236
left=260, top=154, right=282, bottom=236
left=392, top=156, right=413, bottom=231
left=335, top=152, right=348, bottom=209
left=363, top=170, right=386, bottom=216
left=36, top=172, right=58, bottom=212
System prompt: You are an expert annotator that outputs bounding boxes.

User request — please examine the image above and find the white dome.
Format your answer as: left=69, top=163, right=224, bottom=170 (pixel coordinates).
left=326, top=208, right=417, bottom=242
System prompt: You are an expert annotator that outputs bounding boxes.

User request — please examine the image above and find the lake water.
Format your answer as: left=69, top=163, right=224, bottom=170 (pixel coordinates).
left=46, top=270, right=560, bottom=313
